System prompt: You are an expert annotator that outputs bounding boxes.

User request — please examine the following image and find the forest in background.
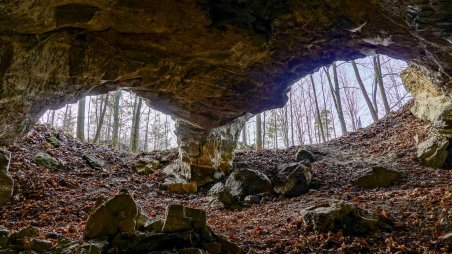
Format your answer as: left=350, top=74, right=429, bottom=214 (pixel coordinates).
left=38, top=54, right=410, bottom=152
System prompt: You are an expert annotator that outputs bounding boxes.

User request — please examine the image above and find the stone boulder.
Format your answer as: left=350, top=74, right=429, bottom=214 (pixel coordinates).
left=0, top=225, right=9, bottom=248
left=45, top=136, right=61, bottom=147
left=0, top=148, right=13, bottom=206
left=82, top=154, right=105, bottom=170
left=274, top=163, right=312, bottom=197
left=354, top=167, right=401, bottom=189
left=132, top=157, right=160, bottom=175
left=35, top=152, right=62, bottom=170
left=417, top=135, right=449, bottom=168
left=168, top=182, right=198, bottom=194
left=302, top=201, right=382, bottom=235
left=225, top=169, right=273, bottom=197
left=84, top=191, right=139, bottom=240
left=162, top=204, right=207, bottom=233
left=295, top=148, right=316, bottom=163
left=208, top=182, right=239, bottom=209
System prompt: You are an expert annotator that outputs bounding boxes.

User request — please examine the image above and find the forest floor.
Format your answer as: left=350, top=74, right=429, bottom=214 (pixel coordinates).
left=0, top=102, right=451, bottom=253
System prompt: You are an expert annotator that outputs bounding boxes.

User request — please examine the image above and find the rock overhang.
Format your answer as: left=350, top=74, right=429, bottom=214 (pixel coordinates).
left=0, top=0, right=451, bottom=180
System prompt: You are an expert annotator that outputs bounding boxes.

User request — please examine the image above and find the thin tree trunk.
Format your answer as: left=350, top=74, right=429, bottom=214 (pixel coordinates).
left=274, top=112, right=278, bottom=149
left=130, top=97, right=143, bottom=152
left=374, top=55, right=390, bottom=115
left=242, top=124, right=248, bottom=146
left=325, top=64, right=347, bottom=135
left=112, top=91, right=121, bottom=149
left=351, top=60, right=378, bottom=122
left=256, top=113, right=262, bottom=150
left=76, top=97, right=86, bottom=140
left=87, top=97, right=91, bottom=142
left=301, top=86, right=313, bottom=144
left=144, top=107, right=151, bottom=152
left=93, top=94, right=109, bottom=144
left=310, top=74, right=326, bottom=143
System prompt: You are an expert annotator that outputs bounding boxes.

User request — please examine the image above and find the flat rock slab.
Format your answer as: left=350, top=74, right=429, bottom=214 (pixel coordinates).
left=302, top=201, right=382, bottom=235
left=355, top=167, right=401, bottom=189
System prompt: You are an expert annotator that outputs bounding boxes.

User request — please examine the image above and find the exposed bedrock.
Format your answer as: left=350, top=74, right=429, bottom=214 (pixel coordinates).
left=0, top=1, right=451, bottom=180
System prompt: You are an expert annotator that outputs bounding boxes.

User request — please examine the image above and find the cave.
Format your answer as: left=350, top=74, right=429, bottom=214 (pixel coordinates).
left=0, top=1, right=451, bottom=253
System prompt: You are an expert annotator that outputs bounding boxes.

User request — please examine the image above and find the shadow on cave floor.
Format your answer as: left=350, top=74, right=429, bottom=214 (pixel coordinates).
left=0, top=102, right=451, bottom=253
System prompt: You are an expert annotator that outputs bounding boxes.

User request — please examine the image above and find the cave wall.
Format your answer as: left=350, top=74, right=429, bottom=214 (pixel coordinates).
left=0, top=0, right=451, bottom=183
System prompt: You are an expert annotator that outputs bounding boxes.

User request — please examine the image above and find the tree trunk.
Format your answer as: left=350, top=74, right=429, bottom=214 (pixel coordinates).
left=310, top=74, right=326, bottom=143
left=93, top=94, right=109, bottom=144
left=374, top=55, right=390, bottom=115
left=324, top=64, right=347, bottom=135
left=144, top=107, right=151, bottom=152
left=76, top=97, right=86, bottom=140
left=241, top=124, right=248, bottom=146
left=130, top=96, right=143, bottom=152
left=351, top=60, right=378, bottom=122
left=256, top=113, right=262, bottom=150
left=111, top=91, right=121, bottom=149
left=301, top=86, right=313, bottom=144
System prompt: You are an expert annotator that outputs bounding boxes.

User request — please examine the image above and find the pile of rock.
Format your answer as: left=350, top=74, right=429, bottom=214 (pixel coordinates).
left=70, top=191, right=241, bottom=254
left=0, top=225, right=53, bottom=253
left=207, top=148, right=318, bottom=208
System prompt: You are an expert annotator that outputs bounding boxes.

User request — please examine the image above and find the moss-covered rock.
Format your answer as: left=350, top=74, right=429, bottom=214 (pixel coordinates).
left=35, top=152, right=61, bottom=170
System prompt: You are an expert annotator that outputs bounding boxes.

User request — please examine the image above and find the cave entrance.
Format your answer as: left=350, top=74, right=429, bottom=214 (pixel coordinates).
left=38, top=90, right=177, bottom=152
left=238, top=54, right=411, bottom=150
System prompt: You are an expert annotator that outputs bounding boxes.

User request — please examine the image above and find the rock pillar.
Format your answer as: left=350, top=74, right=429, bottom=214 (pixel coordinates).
left=402, top=66, right=452, bottom=168
left=165, top=115, right=250, bottom=186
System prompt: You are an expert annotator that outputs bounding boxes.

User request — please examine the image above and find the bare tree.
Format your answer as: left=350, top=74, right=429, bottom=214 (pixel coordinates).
left=351, top=60, right=378, bottom=122
left=256, top=113, right=262, bottom=150
left=93, top=94, right=109, bottom=144
left=310, top=74, right=326, bottom=143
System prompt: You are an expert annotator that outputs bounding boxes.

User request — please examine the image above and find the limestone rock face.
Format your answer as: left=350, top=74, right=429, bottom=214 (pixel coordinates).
left=0, top=148, right=13, bottom=206
left=403, top=66, right=452, bottom=137
left=417, top=135, right=450, bottom=168
left=0, top=1, right=451, bottom=179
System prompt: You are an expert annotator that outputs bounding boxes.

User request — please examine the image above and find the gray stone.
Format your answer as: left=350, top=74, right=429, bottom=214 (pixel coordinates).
left=132, top=157, right=160, bottom=175
left=84, top=191, right=138, bottom=240
left=274, top=163, right=312, bottom=197
left=302, top=201, right=381, bottom=235
left=0, top=148, right=13, bottom=206
left=243, top=195, right=261, bottom=204
left=136, top=204, right=152, bottom=230
left=225, top=169, right=273, bottom=197
left=295, top=148, right=316, bottom=163
left=28, top=239, right=52, bottom=252
left=208, top=183, right=238, bottom=208
left=161, top=204, right=207, bottom=233
left=79, top=239, right=108, bottom=254
left=35, top=152, right=61, bottom=170
left=417, top=135, right=449, bottom=168
left=143, top=220, right=164, bottom=232
left=55, top=237, right=80, bottom=254
left=82, top=154, right=105, bottom=170
left=355, top=167, right=401, bottom=189
left=45, top=136, right=60, bottom=147
left=0, top=226, right=8, bottom=248
left=12, top=226, right=39, bottom=240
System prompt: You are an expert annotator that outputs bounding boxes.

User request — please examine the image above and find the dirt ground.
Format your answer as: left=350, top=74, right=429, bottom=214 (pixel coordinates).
left=1, top=102, right=451, bottom=253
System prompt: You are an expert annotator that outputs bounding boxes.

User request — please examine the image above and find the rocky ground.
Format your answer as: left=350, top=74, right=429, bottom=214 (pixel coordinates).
left=0, top=102, right=451, bottom=253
